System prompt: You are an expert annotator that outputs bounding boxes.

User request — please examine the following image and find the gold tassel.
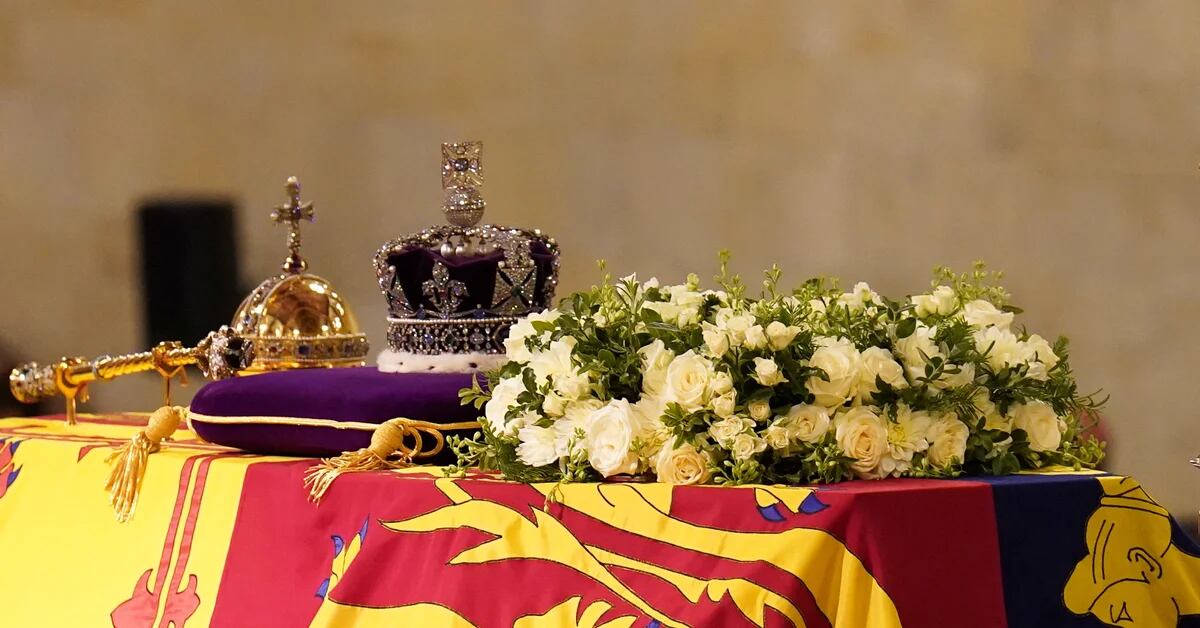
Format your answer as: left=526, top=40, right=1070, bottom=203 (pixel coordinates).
left=104, top=405, right=185, bottom=522
left=304, top=417, right=479, bottom=502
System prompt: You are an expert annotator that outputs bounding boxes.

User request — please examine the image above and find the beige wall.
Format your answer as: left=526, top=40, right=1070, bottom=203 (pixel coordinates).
left=2, top=2, right=1198, bottom=516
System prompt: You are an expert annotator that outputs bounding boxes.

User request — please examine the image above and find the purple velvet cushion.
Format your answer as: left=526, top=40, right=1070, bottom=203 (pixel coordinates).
left=188, top=366, right=479, bottom=460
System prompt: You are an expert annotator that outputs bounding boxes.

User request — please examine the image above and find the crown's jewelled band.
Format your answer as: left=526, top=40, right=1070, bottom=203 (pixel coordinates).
left=387, top=316, right=517, bottom=355
left=248, top=334, right=369, bottom=370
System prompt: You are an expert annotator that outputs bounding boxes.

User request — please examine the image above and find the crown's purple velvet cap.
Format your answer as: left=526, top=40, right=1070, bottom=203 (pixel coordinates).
left=189, top=366, right=480, bottom=460
left=386, top=242, right=557, bottom=317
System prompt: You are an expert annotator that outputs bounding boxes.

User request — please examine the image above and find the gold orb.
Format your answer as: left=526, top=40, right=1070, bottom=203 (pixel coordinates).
left=231, top=272, right=369, bottom=373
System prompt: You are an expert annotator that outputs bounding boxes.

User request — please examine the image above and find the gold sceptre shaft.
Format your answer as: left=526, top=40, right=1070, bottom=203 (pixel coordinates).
left=9, top=327, right=252, bottom=424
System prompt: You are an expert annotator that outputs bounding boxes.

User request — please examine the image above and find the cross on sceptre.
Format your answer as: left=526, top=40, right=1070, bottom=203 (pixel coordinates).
left=271, top=176, right=315, bottom=273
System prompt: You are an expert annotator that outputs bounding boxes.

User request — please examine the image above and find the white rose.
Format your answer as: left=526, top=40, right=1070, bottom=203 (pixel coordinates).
left=702, top=323, right=731, bottom=358
left=765, top=321, right=802, bottom=351
left=529, top=337, right=577, bottom=386
left=894, top=322, right=943, bottom=378
left=911, top=285, right=958, bottom=317
left=654, top=442, right=712, bottom=485
left=664, top=351, right=715, bottom=412
left=1010, top=400, right=1065, bottom=452
left=974, top=326, right=1033, bottom=370
left=962, top=300, right=1013, bottom=330
left=730, top=433, right=768, bottom=461
left=784, top=403, right=831, bottom=444
left=806, top=337, right=860, bottom=407
left=857, top=346, right=906, bottom=400
left=638, top=339, right=675, bottom=397
left=708, top=415, right=753, bottom=446
left=925, top=414, right=969, bottom=467
left=584, top=399, right=643, bottom=477
left=808, top=298, right=828, bottom=315
left=484, top=377, right=526, bottom=435
left=748, top=398, right=772, bottom=422
left=711, top=391, right=736, bottom=418
left=752, top=357, right=789, bottom=387
left=764, top=423, right=792, bottom=450
left=834, top=407, right=889, bottom=479
left=743, top=325, right=768, bottom=350
left=516, top=425, right=559, bottom=467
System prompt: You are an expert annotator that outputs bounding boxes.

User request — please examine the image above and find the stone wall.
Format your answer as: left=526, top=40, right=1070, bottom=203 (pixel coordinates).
left=1, top=2, right=1198, bottom=516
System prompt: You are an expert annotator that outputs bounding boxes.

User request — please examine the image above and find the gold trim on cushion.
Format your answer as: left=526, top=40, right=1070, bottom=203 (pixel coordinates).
left=185, top=411, right=383, bottom=432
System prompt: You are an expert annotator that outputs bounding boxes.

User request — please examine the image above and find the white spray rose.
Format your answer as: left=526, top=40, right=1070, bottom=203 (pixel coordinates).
left=554, top=371, right=591, bottom=400
left=643, top=301, right=682, bottom=326
left=857, top=346, right=907, bottom=400
left=837, top=282, right=879, bottom=311
left=752, top=357, right=789, bottom=387
left=806, top=337, right=860, bottom=407
left=708, top=415, right=754, bottom=447
left=784, top=403, right=831, bottom=444
left=911, top=285, right=957, bottom=317
left=748, top=398, right=772, bottom=422
left=974, top=326, right=1033, bottom=370
left=720, top=311, right=757, bottom=347
left=765, top=423, right=792, bottom=450
left=516, top=425, right=559, bottom=467
left=584, top=399, right=643, bottom=477
left=926, top=414, right=969, bottom=468
left=711, top=392, right=736, bottom=419
left=484, top=377, right=526, bottom=435
left=834, top=407, right=889, bottom=479
left=702, top=323, right=731, bottom=358
left=765, top=321, right=802, bottom=351
left=730, top=433, right=768, bottom=461
left=638, top=339, right=675, bottom=397
left=664, top=351, right=715, bottom=412
left=1010, top=400, right=1065, bottom=452
left=710, top=371, right=734, bottom=396
left=654, top=441, right=712, bottom=485
left=962, top=299, right=1013, bottom=330
left=743, top=325, right=768, bottom=350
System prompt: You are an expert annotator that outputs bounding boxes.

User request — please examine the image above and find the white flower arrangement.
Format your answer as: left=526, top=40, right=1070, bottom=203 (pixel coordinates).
left=453, top=257, right=1104, bottom=485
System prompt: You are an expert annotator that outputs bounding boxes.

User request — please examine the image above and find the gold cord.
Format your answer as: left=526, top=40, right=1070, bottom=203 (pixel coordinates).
left=303, top=417, right=479, bottom=502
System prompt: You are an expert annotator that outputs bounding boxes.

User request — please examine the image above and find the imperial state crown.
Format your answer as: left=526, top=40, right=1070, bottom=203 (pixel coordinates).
left=374, top=142, right=560, bottom=372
